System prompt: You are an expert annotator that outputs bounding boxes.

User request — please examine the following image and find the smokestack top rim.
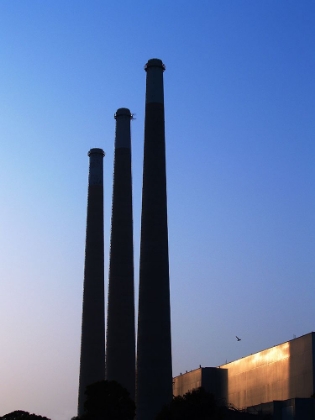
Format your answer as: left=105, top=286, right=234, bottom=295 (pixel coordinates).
left=114, top=108, right=132, bottom=119
left=88, top=148, right=105, bottom=157
left=144, top=58, right=165, bottom=71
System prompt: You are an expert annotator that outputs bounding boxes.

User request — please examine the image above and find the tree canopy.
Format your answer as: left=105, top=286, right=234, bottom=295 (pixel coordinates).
left=156, top=387, right=270, bottom=420
left=0, top=411, right=50, bottom=420
left=156, top=387, right=223, bottom=420
left=74, top=380, right=135, bottom=420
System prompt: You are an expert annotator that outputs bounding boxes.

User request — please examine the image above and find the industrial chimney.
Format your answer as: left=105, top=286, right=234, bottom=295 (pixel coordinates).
left=136, top=59, right=173, bottom=420
left=78, top=148, right=105, bottom=416
left=106, top=108, right=135, bottom=400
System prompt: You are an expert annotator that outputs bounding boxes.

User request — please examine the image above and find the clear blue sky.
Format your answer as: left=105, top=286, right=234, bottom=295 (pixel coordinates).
left=0, top=1, right=314, bottom=419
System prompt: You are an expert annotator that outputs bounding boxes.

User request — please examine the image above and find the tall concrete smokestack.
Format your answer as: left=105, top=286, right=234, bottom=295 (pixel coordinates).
left=137, top=59, right=172, bottom=420
left=106, top=108, right=135, bottom=400
left=78, top=148, right=105, bottom=416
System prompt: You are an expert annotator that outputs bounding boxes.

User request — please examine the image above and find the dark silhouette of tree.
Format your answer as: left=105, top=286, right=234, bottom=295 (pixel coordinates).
left=156, top=387, right=270, bottom=420
left=156, top=387, right=223, bottom=420
left=73, top=380, right=135, bottom=420
left=0, top=411, right=50, bottom=420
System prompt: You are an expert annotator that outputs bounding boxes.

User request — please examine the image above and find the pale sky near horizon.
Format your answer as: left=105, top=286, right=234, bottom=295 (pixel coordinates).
left=0, top=1, right=314, bottom=419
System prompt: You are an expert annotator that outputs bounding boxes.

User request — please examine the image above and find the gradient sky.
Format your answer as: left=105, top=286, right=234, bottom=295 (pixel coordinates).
left=0, top=1, right=314, bottom=419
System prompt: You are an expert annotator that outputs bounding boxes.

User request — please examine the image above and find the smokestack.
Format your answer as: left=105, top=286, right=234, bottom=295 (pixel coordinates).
left=106, top=108, right=135, bottom=400
left=78, top=148, right=105, bottom=416
left=136, top=59, right=173, bottom=420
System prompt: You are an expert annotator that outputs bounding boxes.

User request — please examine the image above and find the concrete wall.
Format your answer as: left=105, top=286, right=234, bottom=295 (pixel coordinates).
left=173, top=367, right=227, bottom=401
left=173, top=369, right=202, bottom=397
left=173, top=333, right=315, bottom=413
left=249, top=398, right=315, bottom=420
left=219, top=333, right=315, bottom=409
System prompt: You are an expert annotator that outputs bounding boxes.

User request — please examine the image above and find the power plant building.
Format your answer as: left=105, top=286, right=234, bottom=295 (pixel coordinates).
left=75, top=61, right=314, bottom=420
left=173, top=333, right=315, bottom=419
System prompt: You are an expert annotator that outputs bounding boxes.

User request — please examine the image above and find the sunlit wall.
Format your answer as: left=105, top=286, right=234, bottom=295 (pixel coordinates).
left=220, top=333, right=315, bottom=409
left=173, top=333, right=315, bottom=410
left=173, top=367, right=227, bottom=401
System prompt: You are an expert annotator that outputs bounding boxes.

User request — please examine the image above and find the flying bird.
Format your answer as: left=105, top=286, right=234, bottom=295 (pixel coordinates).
left=236, top=336, right=241, bottom=341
